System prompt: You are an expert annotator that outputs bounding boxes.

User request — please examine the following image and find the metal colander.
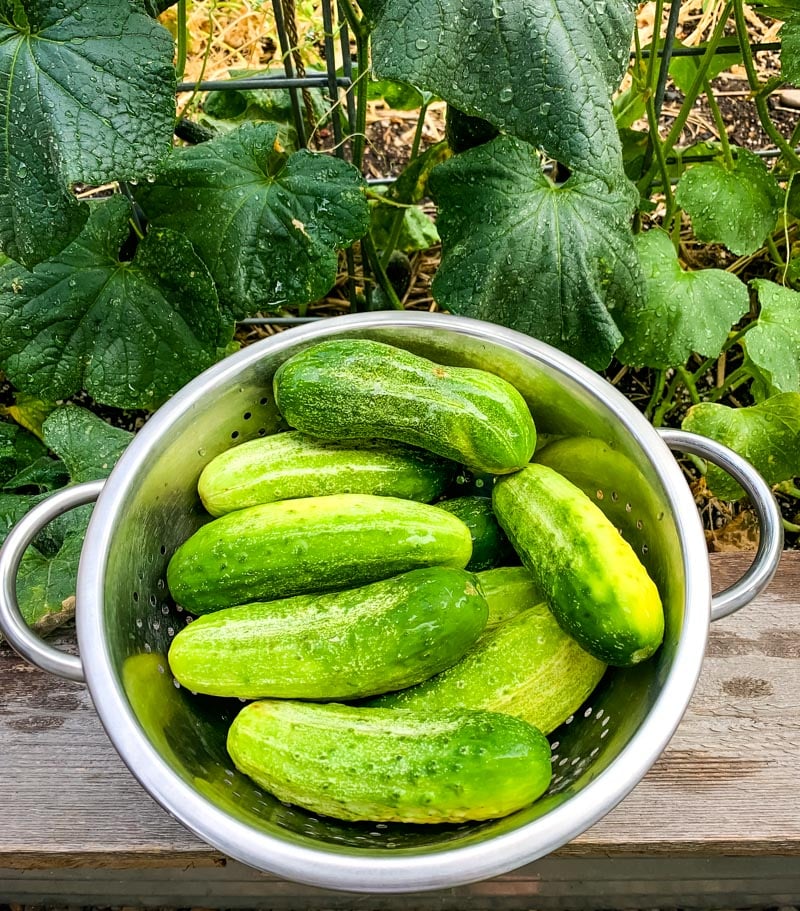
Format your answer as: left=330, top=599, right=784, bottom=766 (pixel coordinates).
left=0, top=312, right=783, bottom=893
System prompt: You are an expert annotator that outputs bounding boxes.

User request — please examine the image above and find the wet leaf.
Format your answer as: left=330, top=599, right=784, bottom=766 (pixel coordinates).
left=370, top=194, right=440, bottom=254
left=0, top=0, right=176, bottom=266
left=782, top=16, right=800, bottom=85
left=0, top=197, right=229, bottom=409
left=429, top=135, right=642, bottom=370
left=0, top=405, right=131, bottom=634
left=682, top=393, right=800, bottom=500
left=675, top=149, right=782, bottom=256
left=135, top=122, right=370, bottom=317
left=200, top=67, right=330, bottom=151
left=369, top=0, right=637, bottom=187
left=616, top=229, right=749, bottom=368
left=744, top=280, right=800, bottom=394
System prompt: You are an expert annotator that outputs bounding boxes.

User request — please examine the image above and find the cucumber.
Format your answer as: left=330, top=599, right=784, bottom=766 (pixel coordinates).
left=168, top=568, right=488, bottom=699
left=371, top=602, right=606, bottom=735
left=273, top=339, right=536, bottom=475
left=492, top=464, right=664, bottom=666
left=198, top=431, right=452, bottom=516
left=227, top=701, right=552, bottom=823
left=476, top=565, right=545, bottom=630
left=167, top=493, right=473, bottom=614
left=436, top=496, right=517, bottom=571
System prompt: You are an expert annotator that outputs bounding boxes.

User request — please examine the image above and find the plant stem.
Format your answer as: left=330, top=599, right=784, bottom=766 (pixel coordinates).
left=361, top=233, right=404, bottom=309
left=379, top=101, right=430, bottom=269
left=782, top=518, right=800, bottom=534
left=350, top=21, right=370, bottom=169
left=638, top=1, right=733, bottom=195
left=652, top=372, right=683, bottom=426
left=766, top=234, right=785, bottom=267
left=676, top=365, right=701, bottom=404
left=704, top=78, right=733, bottom=168
left=734, top=0, right=800, bottom=170
left=645, top=369, right=667, bottom=421
left=776, top=480, right=800, bottom=499
left=175, top=0, right=188, bottom=82
left=707, top=363, right=752, bottom=401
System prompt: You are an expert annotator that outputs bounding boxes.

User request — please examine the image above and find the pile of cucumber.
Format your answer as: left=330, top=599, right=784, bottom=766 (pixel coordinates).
left=166, top=339, right=664, bottom=825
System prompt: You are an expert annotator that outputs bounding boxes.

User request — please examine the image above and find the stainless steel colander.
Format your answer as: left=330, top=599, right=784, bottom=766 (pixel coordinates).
left=0, top=312, right=783, bottom=893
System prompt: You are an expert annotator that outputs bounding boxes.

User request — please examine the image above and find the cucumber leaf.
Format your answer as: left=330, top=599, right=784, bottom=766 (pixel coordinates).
left=0, top=406, right=131, bottom=635
left=0, top=0, right=176, bottom=267
left=682, top=394, right=800, bottom=500
left=745, top=280, right=800, bottom=394
left=782, top=16, right=800, bottom=85
left=369, top=0, right=637, bottom=187
left=669, top=40, right=741, bottom=95
left=135, top=122, right=371, bottom=317
left=429, top=135, right=642, bottom=371
left=675, top=149, right=782, bottom=256
left=0, top=197, right=229, bottom=410
left=616, top=230, right=749, bottom=368
left=370, top=197, right=440, bottom=254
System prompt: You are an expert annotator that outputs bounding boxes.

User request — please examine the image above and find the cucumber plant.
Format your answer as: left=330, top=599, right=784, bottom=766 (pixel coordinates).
left=2, top=0, right=800, bottom=632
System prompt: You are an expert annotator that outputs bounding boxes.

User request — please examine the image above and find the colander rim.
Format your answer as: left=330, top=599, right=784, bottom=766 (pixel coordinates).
left=77, top=311, right=710, bottom=893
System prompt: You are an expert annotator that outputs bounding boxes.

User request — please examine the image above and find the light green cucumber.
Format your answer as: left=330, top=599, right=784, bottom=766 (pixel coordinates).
left=476, top=565, right=546, bottom=631
left=167, top=493, right=473, bottom=614
left=168, top=568, right=488, bottom=699
left=436, top=496, right=516, bottom=572
left=273, top=339, right=536, bottom=474
left=227, top=701, right=552, bottom=823
left=492, top=464, right=664, bottom=666
left=371, top=602, right=606, bottom=734
left=198, top=431, right=452, bottom=516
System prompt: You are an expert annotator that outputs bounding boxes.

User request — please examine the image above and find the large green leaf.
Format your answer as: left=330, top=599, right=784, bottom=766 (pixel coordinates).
left=0, top=0, right=176, bottom=267
left=745, top=280, right=800, bottom=394
left=135, top=122, right=370, bottom=317
left=682, top=394, right=800, bottom=500
left=0, top=196, right=229, bottom=409
left=782, top=15, right=800, bottom=85
left=0, top=406, right=131, bottom=634
left=616, top=230, right=749, bottom=368
left=429, top=135, right=642, bottom=370
left=675, top=149, right=782, bottom=256
left=369, top=0, right=636, bottom=187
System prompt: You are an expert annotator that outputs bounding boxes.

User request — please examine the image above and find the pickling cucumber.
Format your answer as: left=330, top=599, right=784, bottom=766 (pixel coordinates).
left=436, top=496, right=516, bottom=572
left=198, top=431, right=452, bottom=516
left=476, top=565, right=545, bottom=631
left=227, top=700, right=552, bottom=823
left=273, top=339, right=537, bottom=474
left=371, top=601, right=606, bottom=734
left=167, top=493, right=473, bottom=613
left=492, top=464, right=664, bottom=666
left=167, top=568, right=488, bottom=699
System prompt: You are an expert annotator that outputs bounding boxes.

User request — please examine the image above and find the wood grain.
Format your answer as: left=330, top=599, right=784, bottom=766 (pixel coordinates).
left=0, top=552, right=798, bottom=873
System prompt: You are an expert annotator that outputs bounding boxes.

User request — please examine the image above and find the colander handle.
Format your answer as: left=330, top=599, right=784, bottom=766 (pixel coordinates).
left=657, top=429, right=783, bottom=621
left=0, top=479, right=104, bottom=683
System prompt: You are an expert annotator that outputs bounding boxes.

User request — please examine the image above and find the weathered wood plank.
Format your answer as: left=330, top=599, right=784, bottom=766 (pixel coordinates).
left=0, top=552, right=798, bottom=873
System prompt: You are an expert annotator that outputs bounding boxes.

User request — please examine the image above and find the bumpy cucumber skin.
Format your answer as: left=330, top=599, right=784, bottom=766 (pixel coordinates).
left=227, top=701, right=552, bottom=823
left=371, top=601, right=606, bottom=735
left=436, top=496, right=516, bottom=572
left=273, top=339, right=536, bottom=474
left=492, top=464, right=664, bottom=666
left=167, top=494, right=473, bottom=614
left=167, top=568, right=488, bottom=699
left=198, top=431, right=453, bottom=516
left=476, top=565, right=546, bottom=630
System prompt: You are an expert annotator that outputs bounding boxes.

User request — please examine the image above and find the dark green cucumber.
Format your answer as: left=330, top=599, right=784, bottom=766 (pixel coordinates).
left=436, top=496, right=517, bottom=571
left=168, top=568, right=488, bottom=699
left=476, top=565, right=545, bottom=630
left=227, top=701, right=552, bottom=823
left=198, top=431, right=453, bottom=516
left=273, top=339, right=536, bottom=474
left=167, top=493, right=473, bottom=613
left=371, top=601, right=606, bottom=734
left=493, top=464, right=664, bottom=666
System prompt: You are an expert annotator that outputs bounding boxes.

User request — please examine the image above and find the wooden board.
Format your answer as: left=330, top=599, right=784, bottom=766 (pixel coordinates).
left=1, top=552, right=799, bottom=907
